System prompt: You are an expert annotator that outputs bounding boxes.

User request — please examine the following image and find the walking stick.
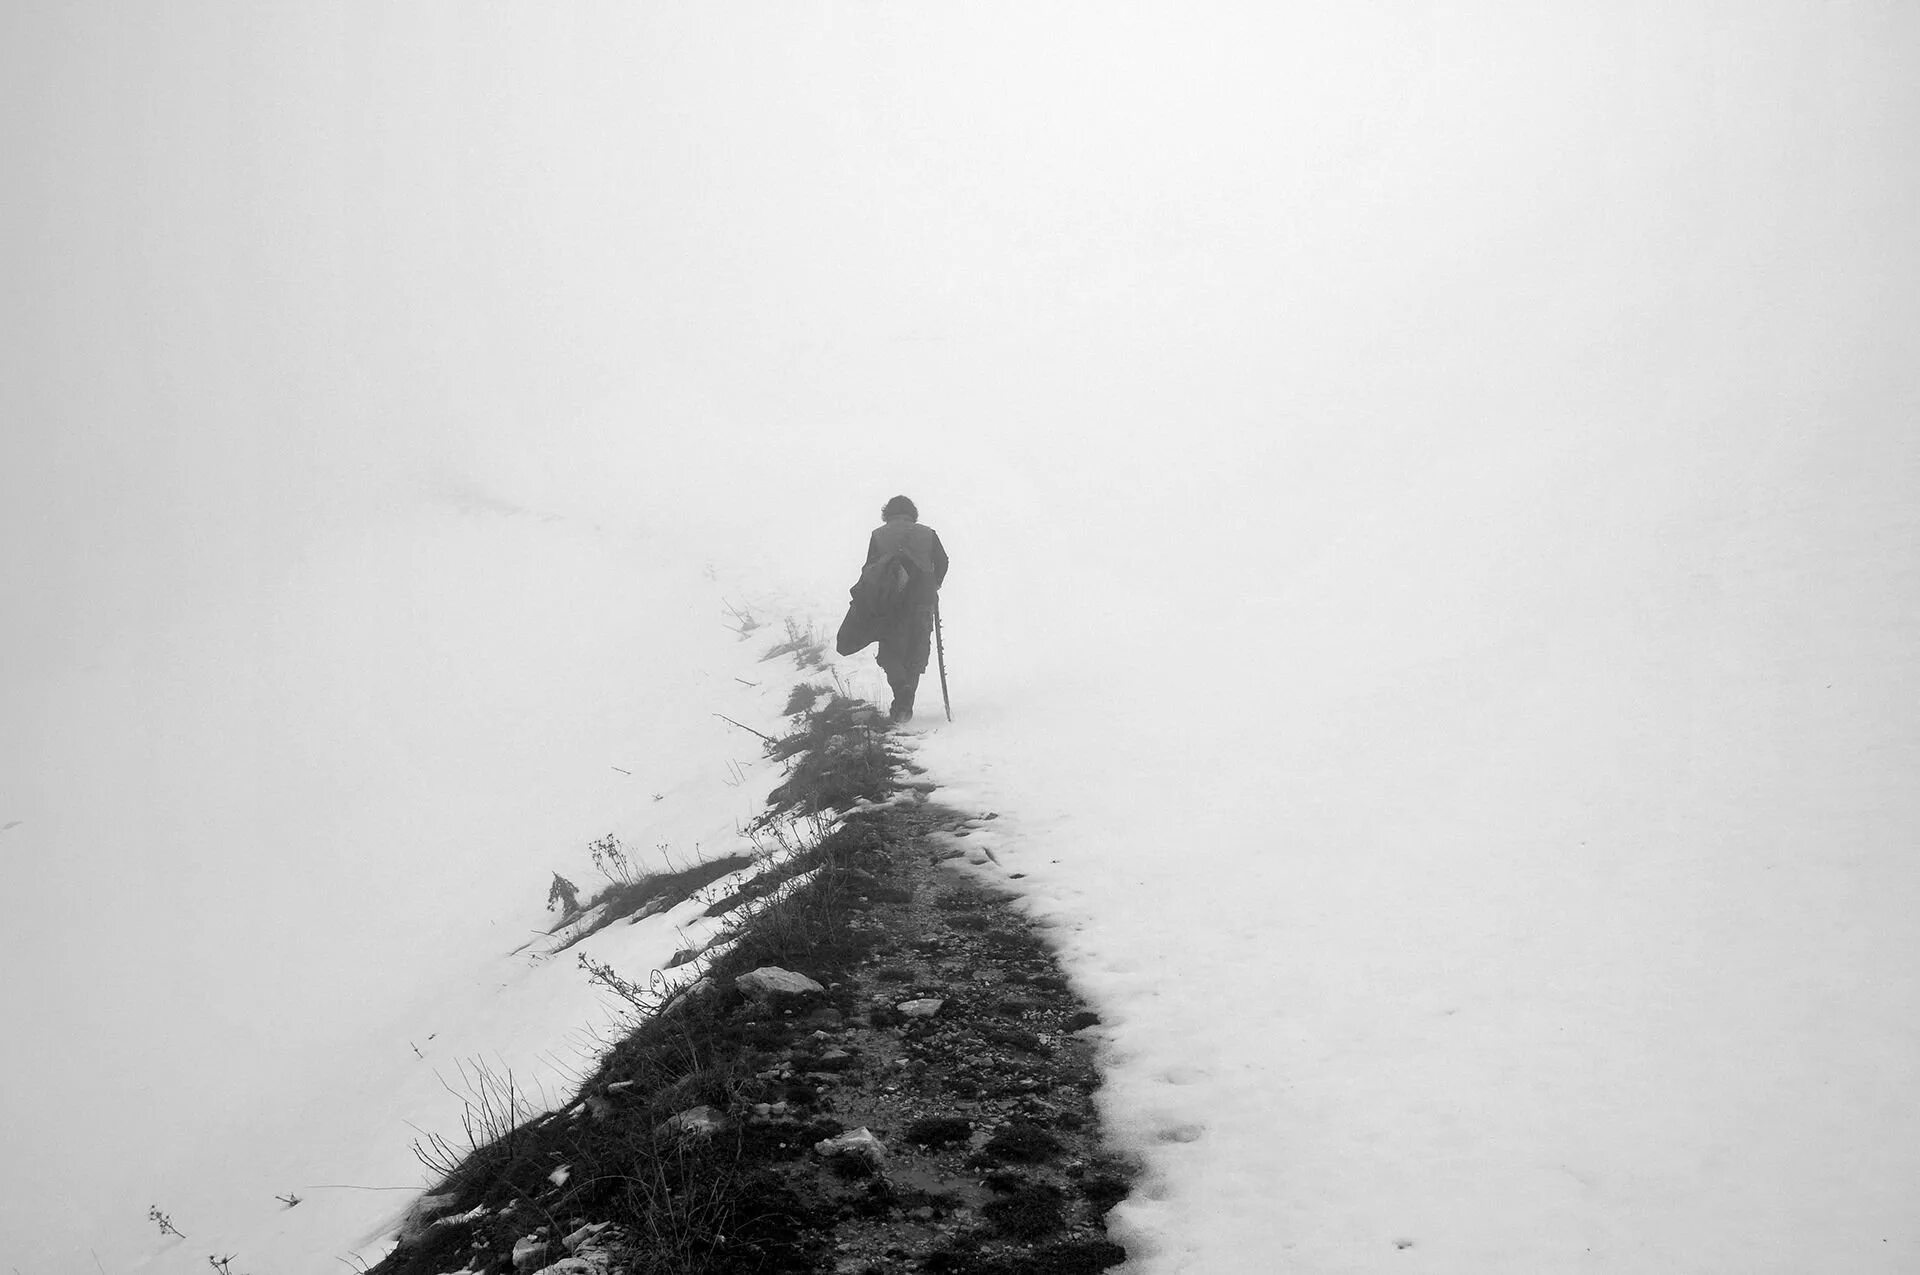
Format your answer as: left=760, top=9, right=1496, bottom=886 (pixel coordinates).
left=934, top=596, right=953, bottom=722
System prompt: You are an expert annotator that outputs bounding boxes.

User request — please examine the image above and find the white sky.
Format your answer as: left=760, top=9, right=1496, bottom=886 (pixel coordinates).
left=3, top=4, right=1917, bottom=1272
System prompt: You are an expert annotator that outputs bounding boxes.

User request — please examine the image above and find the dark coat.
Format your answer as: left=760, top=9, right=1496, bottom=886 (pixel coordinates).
left=865, top=517, right=949, bottom=604
left=835, top=517, right=949, bottom=660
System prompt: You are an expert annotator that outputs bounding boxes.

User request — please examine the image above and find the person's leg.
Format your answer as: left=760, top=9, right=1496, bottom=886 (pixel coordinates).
left=876, top=641, right=909, bottom=721
left=895, top=604, right=932, bottom=721
left=893, top=670, right=920, bottom=721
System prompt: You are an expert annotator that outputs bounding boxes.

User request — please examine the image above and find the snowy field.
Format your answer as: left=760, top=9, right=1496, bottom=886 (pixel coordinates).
left=6, top=5, right=1918, bottom=1273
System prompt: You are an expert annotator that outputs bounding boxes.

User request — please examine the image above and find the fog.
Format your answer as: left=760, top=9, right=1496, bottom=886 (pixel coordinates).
left=4, top=4, right=1916, bottom=1271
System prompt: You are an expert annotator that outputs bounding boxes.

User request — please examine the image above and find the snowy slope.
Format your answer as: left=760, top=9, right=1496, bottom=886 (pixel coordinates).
left=918, top=413, right=1920, bottom=1271
left=2, top=502, right=836, bottom=1273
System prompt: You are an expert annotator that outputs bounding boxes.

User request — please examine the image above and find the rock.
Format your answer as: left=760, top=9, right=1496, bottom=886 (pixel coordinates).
left=660, top=976, right=714, bottom=1011
left=547, top=1164, right=570, bottom=1187
left=736, top=966, right=826, bottom=997
left=814, top=1126, right=887, bottom=1166
left=529, top=1261, right=595, bottom=1275
left=561, top=1222, right=611, bottom=1252
left=512, top=1235, right=550, bottom=1270
left=897, top=997, right=945, bottom=1018
left=395, top=1192, right=462, bottom=1244
left=659, top=1104, right=727, bottom=1137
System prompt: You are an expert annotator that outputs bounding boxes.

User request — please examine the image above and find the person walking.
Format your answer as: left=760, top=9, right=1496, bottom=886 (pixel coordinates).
left=863, top=495, right=949, bottom=722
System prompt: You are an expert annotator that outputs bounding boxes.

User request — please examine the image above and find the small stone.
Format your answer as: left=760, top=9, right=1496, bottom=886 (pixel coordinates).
left=512, top=1235, right=550, bottom=1271
left=736, top=966, right=826, bottom=997
left=529, top=1260, right=594, bottom=1275
left=668, top=976, right=715, bottom=1004
left=659, top=1105, right=727, bottom=1137
left=547, top=1164, right=570, bottom=1187
left=814, top=1126, right=887, bottom=1166
left=561, top=1222, right=611, bottom=1253
left=897, top=998, right=945, bottom=1018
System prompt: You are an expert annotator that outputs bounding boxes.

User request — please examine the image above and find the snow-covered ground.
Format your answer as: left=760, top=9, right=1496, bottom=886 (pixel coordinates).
left=6, top=5, right=1917, bottom=1273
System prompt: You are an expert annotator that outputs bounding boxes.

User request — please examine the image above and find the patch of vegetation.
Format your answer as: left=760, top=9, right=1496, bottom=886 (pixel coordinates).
left=555, top=852, right=756, bottom=952
left=1079, top=1172, right=1131, bottom=1212
left=982, top=1182, right=1068, bottom=1241
left=760, top=618, right=828, bottom=669
left=763, top=698, right=895, bottom=815
left=903, top=1116, right=974, bottom=1148
left=784, top=682, right=826, bottom=715
left=981, top=1025, right=1046, bottom=1054
left=977, top=1121, right=1064, bottom=1165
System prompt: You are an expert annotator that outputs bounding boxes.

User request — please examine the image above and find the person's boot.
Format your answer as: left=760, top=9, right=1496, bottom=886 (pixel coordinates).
left=893, top=675, right=919, bottom=723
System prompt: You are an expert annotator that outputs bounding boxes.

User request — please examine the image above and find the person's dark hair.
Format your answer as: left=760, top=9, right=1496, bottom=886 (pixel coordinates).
left=882, top=495, right=918, bottom=520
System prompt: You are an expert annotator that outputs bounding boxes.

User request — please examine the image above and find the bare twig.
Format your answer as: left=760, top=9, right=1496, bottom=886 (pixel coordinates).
left=712, top=714, right=776, bottom=745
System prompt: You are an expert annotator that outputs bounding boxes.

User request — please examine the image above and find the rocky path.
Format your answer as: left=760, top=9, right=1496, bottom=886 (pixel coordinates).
left=372, top=703, right=1135, bottom=1275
